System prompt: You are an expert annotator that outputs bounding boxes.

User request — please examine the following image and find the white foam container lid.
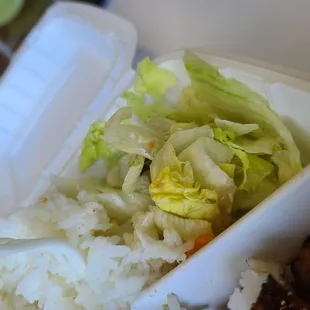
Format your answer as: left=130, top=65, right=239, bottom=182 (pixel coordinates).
left=0, top=2, right=137, bottom=214
left=1, top=3, right=310, bottom=310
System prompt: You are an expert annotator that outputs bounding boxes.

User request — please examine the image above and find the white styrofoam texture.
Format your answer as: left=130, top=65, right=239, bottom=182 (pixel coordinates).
left=0, top=3, right=137, bottom=212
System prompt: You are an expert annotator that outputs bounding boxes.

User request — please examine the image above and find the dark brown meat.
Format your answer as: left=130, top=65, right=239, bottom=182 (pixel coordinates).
left=291, top=237, right=310, bottom=302
left=251, top=276, right=309, bottom=310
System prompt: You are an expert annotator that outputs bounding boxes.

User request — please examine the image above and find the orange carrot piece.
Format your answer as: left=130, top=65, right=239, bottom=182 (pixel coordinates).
left=186, top=233, right=215, bottom=258
left=148, top=141, right=155, bottom=149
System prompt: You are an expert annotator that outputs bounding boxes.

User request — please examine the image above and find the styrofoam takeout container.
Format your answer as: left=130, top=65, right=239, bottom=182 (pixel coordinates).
left=1, top=2, right=310, bottom=310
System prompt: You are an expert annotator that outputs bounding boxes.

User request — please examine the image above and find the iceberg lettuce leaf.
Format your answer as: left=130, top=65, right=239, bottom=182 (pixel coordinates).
left=271, top=150, right=296, bottom=185
left=167, top=125, right=214, bottom=154
left=182, top=51, right=302, bottom=182
left=150, top=142, right=181, bottom=180
left=134, top=57, right=177, bottom=100
left=178, top=138, right=236, bottom=200
left=233, top=148, right=274, bottom=192
left=214, top=119, right=259, bottom=136
left=233, top=176, right=279, bottom=211
left=149, top=142, right=219, bottom=220
left=79, top=122, right=123, bottom=172
left=149, top=164, right=219, bottom=221
left=123, top=91, right=174, bottom=121
left=151, top=206, right=213, bottom=242
left=169, top=121, right=198, bottom=134
left=218, top=163, right=236, bottom=178
left=97, top=188, right=152, bottom=222
left=229, top=136, right=280, bottom=155
left=122, top=155, right=145, bottom=193
left=173, top=87, right=214, bottom=125
left=146, top=117, right=176, bottom=139
left=104, top=107, right=163, bottom=159
left=213, top=127, right=236, bottom=143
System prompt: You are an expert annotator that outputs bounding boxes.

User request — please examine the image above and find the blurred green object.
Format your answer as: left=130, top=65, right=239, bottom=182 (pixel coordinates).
left=7, top=0, right=50, bottom=39
left=0, top=0, right=24, bottom=26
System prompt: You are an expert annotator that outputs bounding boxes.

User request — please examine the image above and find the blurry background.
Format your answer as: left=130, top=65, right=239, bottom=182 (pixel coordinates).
left=107, top=0, right=310, bottom=76
left=0, top=0, right=52, bottom=74
left=0, top=0, right=106, bottom=75
left=0, top=0, right=310, bottom=77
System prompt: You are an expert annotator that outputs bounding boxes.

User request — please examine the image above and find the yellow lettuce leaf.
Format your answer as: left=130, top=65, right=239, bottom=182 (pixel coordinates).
left=149, top=162, right=219, bottom=221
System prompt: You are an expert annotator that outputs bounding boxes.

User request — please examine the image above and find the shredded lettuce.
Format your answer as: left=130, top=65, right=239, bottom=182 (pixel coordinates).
left=106, top=154, right=147, bottom=195
left=151, top=206, right=213, bottom=242
left=182, top=51, right=302, bottom=182
left=79, top=122, right=122, bottom=172
left=167, top=125, right=214, bottom=154
left=214, top=119, right=260, bottom=137
left=174, top=87, right=214, bottom=125
left=122, top=57, right=177, bottom=122
left=122, top=155, right=145, bottom=193
left=219, top=163, right=236, bottom=178
left=169, top=122, right=198, bottom=134
left=134, top=57, right=177, bottom=99
left=229, top=136, right=280, bottom=155
left=104, top=107, right=162, bottom=159
left=97, top=188, right=152, bottom=222
left=233, top=149, right=274, bottom=192
left=123, top=91, right=174, bottom=122
left=146, top=117, right=176, bottom=139
left=150, top=165, right=219, bottom=221
left=106, top=155, right=131, bottom=189
left=271, top=150, right=296, bottom=185
left=178, top=138, right=236, bottom=201
left=213, top=127, right=236, bottom=143
left=149, top=142, right=219, bottom=220
left=233, top=176, right=279, bottom=211
left=77, top=53, right=303, bottom=239
left=150, top=142, right=181, bottom=181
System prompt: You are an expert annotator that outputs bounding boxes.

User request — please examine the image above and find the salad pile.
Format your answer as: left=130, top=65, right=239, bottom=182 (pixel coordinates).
left=75, top=51, right=301, bottom=251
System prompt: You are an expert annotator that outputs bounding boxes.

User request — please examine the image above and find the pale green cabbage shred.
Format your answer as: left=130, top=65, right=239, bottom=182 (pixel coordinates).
left=79, top=51, right=302, bottom=237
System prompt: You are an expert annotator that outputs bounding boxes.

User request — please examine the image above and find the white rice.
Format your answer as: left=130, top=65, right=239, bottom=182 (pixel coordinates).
left=227, top=259, right=281, bottom=310
left=166, top=294, right=187, bottom=310
left=0, top=191, right=192, bottom=310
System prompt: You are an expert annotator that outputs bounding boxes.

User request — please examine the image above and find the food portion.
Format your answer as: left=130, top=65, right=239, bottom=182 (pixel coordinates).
left=0, top=52, right=302, bottom=309
left=165, top=294, right=187, bottom=310
left=0, top=192, right=192, bottom=310
left=228, top=237, right=310, bottom=310
left=80, top=51, right=302, bottom=233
